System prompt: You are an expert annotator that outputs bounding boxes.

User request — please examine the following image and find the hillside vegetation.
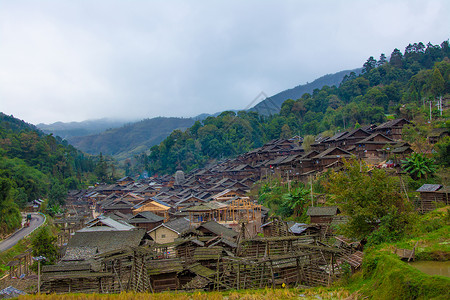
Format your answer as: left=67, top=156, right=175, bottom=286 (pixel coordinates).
left=0, top=114, right=98, bottom=234
left=68, top=117, right=195, bottom=160
left=144, top=40, right=450, bottom=175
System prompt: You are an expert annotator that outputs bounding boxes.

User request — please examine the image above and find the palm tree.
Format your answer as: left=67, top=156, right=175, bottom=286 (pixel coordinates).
left=401, top=152, right=436, bottom=179
left=282, top=187, right=309, bottom=219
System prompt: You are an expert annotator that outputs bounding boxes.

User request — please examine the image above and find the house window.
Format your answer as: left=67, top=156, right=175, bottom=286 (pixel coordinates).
left=161, top=234, right=166, bottom=238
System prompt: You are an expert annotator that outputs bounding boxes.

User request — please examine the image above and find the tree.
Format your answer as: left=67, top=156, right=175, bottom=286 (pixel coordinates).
left=280, top=187, right=309, bottom=220
left=401, top=152, right=437, bottom=180
left=302, top=135, right=315, bottom=152
left=325, top=159, right=412, bottom=240
left=435, top=136, right=450, bottom=167
left=362, top=56, right=377, bottom=73
left=430, top=68, right=445, bottom=98
left=0, top=178, right=21, bottom=234
left=31, top=227, right=58, bottom=264
left=402, top=124, right=432, bottom=153
left=390, top=48, right=403, bottom=68
left=95, top=153, right=108, bottom=182
left=48, top=180, right=67, bottom=206
left=280, top=124, right=292, bottom=139
left=377, top=53, right=387, bottom=67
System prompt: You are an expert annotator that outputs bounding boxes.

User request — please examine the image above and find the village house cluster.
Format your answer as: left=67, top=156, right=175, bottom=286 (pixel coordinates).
left=13, top=118, right=447, bottom=293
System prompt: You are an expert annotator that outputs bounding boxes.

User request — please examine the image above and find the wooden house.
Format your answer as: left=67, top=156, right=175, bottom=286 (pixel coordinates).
left=196, top=221, right=238, bottom=240
left=127, top=211, right=164, bottom=231
left=104, top=211, right=132, bottom=222
left=66, top=229, right=148, bottom=255
left=306, top=206, right=341, bottom=224
left=334, top=128, right=371, bottom=149
left=120, top=193, right=145, bottom=206
left=428, top=127, right=449, bottom=144
left=134, top=185, right=159, bottom=197
left=148, top=259, right=184, bottom=292
left=311, top=147, right=354, bottom=171
left=240, top=177, right=256, bottom=188
left=185, top=201, right=228, bottom=225
left=148, top=217, right=191, bottom=244
left=174, top=195, right=205, bottom=210
left=225, top=164, right=257, bottom=180
left=354, top=133, right=395, bottom=158
left=102, top=198, right=134, bottom=215
left=376, top=142, right=414, bottom=162
left=416, top=184, right=450, bottom=213
left=296, top=150, right=320, bottom=174
left=288, top=222, right=320, bottom=238
left=117, top=176, right=135, bottom=186
left=211, top=189, right=247, bottom=202
left=320, top=131, right=348, bottom=149
left=374, top=118, right=411, bottom=140
left=174, top=238, right=205, bottom=261
left=78, top=215, right=135, bottom=232
left=132, top=199, right=171, bottom=221
left=98, top=184, right=126, bottom=196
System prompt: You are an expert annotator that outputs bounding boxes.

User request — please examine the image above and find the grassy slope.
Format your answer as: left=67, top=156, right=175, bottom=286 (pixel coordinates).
left=342, top=207, right=450, bottom=299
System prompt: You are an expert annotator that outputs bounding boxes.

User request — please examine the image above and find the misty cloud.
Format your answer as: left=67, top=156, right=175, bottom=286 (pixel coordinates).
left=0, top=0, right=448, bottom=124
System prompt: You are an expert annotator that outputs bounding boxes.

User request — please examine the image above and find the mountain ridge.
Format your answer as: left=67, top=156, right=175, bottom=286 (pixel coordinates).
left=250, top=68, right=362, bottom=115
left=37, top=118, right=132, bottom=139
left=67, top=117, right=195, bottom=160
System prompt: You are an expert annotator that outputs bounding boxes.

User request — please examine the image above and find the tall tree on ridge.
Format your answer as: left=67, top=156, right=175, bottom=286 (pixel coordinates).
left=390, top=48, right=403, bottom=68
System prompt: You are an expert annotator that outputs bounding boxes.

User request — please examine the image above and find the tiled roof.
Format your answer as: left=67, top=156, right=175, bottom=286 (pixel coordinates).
left=67, top=229, right=147, bottom=254
left=128, top=211, right=164, bottom=223
left=307, top=206, right=340, bottom=216
left=163, top=217, right=191, bottom=234
left=375, top=118, right=410, bottom=129
left=416, top=184, right=442, bottom=192
left=358, top=133, right=394, bottom=143
left=198, top=221, right=238, bottom=239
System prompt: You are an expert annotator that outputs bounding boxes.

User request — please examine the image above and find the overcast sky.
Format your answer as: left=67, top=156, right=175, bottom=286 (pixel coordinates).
left=0, top=0, right=449, bottom=125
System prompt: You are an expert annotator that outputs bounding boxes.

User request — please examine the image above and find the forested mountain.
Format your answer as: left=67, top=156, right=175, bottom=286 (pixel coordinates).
left=68, top=117, right=195, bottom=160
left=145, top=40, right=450, bottom=175
left=250, top=68, right=362, bottom=115
left=0, top=113, right=99, bottom=234
left=37, top=118, right=129, bottom=140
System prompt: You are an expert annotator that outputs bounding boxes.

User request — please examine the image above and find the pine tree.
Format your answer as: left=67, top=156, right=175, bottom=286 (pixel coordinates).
left=362, top=56, right=377, bottom=73
left=390, top=48, right=403, bottom=68
left=430, top=68, right=445, bottom=98
left=377, top=53, right=387, bottom=67
left=95, top=153, right=108, bottom=183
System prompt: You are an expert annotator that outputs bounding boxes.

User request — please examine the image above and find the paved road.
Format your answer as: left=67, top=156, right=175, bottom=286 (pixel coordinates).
left=0, top=213, right=45, bottom=252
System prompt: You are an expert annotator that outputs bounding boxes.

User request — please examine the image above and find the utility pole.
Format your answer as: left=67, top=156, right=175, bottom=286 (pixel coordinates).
left=310, top=175, right=314, bottom=206
left=38, top=260, right=41, bottom=294
left=287, top=171, right=290, bottom=192
left=429, top=100, right=432, bottom=122
left=33, top=256, right=46, bottom=294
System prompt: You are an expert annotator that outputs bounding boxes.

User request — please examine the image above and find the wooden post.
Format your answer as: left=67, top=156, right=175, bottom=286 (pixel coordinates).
left=237, top=263, right=240, bottom=289
left=37, top=260, right=41, bottom=294
left=259, top=262, right=266, bottom=288
left=270, top=260, right=275, bottom=288
left=216, top=257, right=220, bottom=291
